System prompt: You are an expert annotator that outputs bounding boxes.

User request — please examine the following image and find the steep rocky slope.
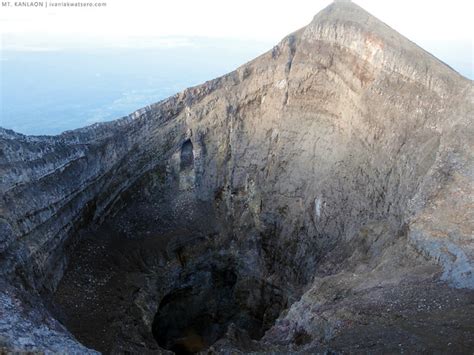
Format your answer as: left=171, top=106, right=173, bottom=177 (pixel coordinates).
left=1, top=1, right=473, bottom=353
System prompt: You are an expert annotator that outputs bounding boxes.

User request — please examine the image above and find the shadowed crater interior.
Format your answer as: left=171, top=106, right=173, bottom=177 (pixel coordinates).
left=152, top=262, right=286, bottom=354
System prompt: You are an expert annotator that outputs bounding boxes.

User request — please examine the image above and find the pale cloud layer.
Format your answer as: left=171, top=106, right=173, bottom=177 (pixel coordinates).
left=1, top=0, right=473, bottom=42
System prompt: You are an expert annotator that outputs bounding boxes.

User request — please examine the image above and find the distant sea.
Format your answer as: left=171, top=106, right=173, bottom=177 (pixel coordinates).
left=0, top=39, right=271, bottom=136
left=0, top=38, right=471, bottom=136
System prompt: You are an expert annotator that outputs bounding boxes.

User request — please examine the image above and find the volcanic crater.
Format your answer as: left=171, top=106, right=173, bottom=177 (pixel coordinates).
left=0, top=1, right=473, bottom=354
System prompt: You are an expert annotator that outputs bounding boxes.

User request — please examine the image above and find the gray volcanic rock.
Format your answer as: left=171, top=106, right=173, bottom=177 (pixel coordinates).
left=0, top=1, right=473, bottom=353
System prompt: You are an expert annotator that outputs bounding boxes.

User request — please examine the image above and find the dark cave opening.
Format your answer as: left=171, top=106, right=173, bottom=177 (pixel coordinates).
left=180, top=140, right=194, bottom=171
left=152, top=264, right=286, bottom=354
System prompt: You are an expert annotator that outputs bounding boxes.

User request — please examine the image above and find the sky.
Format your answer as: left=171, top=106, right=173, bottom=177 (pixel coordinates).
left=1, top=0, right=472, bottom=77
left=0, top=0, right=472, bottom=42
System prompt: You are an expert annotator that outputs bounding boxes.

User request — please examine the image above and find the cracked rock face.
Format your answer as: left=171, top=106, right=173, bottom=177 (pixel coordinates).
left=0, top=1, right=473, bottom=353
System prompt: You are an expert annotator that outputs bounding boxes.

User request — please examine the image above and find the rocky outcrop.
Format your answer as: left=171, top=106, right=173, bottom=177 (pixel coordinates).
left=0, top=1, right=473, bottom=353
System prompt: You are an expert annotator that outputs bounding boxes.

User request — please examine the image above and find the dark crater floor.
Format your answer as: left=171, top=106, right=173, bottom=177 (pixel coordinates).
left=50, top=224, right=287, bottom=354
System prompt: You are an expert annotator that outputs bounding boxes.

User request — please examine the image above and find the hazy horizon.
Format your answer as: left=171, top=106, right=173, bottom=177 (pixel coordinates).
left=0, top=38, right=274, bottom=135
